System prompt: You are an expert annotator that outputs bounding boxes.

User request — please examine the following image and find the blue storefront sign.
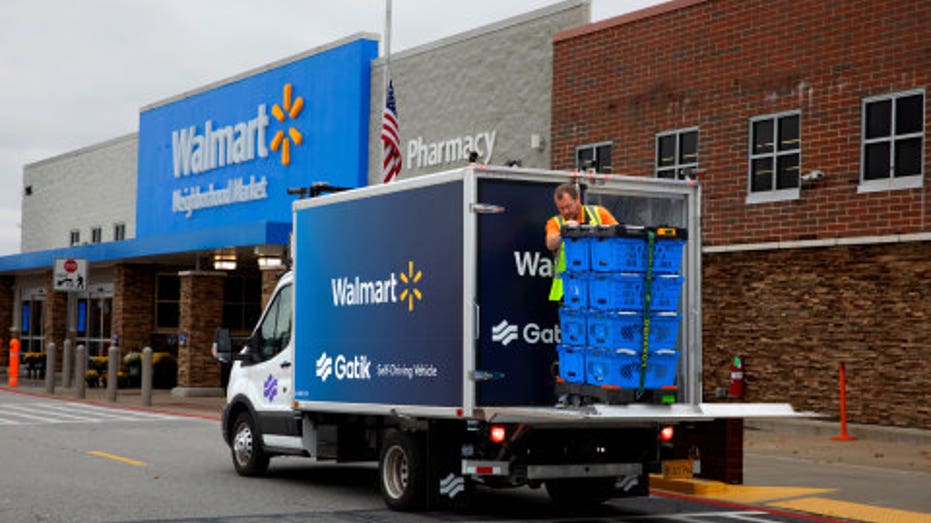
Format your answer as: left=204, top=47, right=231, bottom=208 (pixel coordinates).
left=136, top=37, right=378, bottom=238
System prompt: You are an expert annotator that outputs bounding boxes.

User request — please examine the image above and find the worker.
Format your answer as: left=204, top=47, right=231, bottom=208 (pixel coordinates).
left=545, top=182, right=618, bottom=301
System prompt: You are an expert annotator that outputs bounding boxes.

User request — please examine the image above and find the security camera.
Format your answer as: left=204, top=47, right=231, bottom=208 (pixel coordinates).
left=801, top=170, right=824, bottom=182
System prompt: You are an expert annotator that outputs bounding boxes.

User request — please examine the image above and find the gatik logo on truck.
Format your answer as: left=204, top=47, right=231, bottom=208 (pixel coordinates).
left=331, top=260, right=424, bottom=312
left=315, top=352, right=372, bottom=382
left=491, top=320, right=561, bottom=347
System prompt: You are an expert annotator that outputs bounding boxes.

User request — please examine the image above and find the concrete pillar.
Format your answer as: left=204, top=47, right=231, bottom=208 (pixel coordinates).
left=175, top=270, right=225, bottom=396
left=112, top=264, right=155, bottom=357
left=0, top=276, right=13, bottom=367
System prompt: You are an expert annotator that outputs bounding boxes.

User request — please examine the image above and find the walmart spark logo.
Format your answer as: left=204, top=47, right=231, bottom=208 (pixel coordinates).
left=399, top=261, right=423, bottom=312
left=269, top=83, right=304, bottom=166
left=330, top=260, right=425, bottom=313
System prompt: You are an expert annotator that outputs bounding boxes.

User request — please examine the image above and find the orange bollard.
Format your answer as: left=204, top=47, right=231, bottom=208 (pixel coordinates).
left=8, top=338, right=20, bottom=387
left=832, top=362, right=856, bottom=441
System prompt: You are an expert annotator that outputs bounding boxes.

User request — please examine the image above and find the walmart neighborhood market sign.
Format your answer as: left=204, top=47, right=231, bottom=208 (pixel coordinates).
left=135, top=37, right=378, bottom=239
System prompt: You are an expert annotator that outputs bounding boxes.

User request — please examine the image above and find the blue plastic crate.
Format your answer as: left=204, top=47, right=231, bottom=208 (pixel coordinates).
left=588, top=312, right=680, bottom=351
left=651, top=239, right=686, bottom=274
left=589, top=273, right=645, bottom=312
left=646, top=313, right=681, bottom=351
left=643, top=349, right=680, bottom=388
left=559, top=308, right=587, bottom=346
left=647, top=275, right=684, bottom=312
left=587, top=311, right=643, bottom=349
left=556, top=345, right=586, bottom=384
left=591, top=237, right=647, bottom=273
left=561, top=272, right=589, bottom=310
left=585, top=348, right=641, bottom=388
left=563, top=236, right=592, bottom=273
left=585, top=348, right=680, bottom=389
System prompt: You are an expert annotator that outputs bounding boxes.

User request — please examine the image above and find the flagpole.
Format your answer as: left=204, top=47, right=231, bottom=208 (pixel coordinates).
left=382, top=0, right=392, bottom=180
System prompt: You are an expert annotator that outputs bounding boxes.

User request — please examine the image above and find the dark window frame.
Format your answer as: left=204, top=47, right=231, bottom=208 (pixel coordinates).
left=747, top=110, right=801, bottom=204
left=655, top=128, right=699, bottom=180
left=574, top=142, right=613, bottom=174
left=859, top=89, right=925, bottom=193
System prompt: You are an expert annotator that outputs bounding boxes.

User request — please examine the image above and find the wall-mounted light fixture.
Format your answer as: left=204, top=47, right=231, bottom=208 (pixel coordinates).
left=255, top=244, right=285, bottom=270
left=530, top=134, right=545, bottom=151
left=212, top=248, right=237, bottom=271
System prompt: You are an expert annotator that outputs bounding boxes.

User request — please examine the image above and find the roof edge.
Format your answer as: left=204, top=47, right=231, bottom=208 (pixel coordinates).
left=555, top=0, right=708, bottom=42
left=141, top=32, right=379, bottom=112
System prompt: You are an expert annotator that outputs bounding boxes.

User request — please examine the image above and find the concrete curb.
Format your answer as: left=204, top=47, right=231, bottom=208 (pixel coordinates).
left=745, top=418, right=931, bottom=446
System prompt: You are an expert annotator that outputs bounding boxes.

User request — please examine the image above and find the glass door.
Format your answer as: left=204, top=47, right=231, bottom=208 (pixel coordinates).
left=76, top=296, right=113, bottom=357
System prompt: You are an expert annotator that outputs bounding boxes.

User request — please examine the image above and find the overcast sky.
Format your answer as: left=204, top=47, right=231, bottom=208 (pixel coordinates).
left=0, top=0, right=662, bottom=256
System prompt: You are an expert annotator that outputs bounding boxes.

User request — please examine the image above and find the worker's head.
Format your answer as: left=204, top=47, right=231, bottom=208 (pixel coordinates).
left=553, top=183, right=581, bottom=220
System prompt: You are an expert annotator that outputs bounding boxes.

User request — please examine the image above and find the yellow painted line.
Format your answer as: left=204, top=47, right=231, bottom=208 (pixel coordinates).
left=87, top=450, right=147, bottom=467
left=708, top=485, right=836, bottom=504
left=769, top=497, right=931, bottom=523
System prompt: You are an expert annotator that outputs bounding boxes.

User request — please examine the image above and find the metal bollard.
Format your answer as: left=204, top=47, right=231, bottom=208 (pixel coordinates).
left=74, top=345, right=86, bottom=399
left=107, top=345, right=119, bottom=403
left=8, top=339, right=20, bottom=387
left=62, top=339, right=73, bottom=389
left=45, top=342, right=57, bottom=394
left=141, top=347, right=153, bottom=407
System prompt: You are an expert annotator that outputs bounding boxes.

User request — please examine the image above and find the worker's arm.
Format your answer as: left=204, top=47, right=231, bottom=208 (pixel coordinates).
left=545, top=217, right=562, bottom=252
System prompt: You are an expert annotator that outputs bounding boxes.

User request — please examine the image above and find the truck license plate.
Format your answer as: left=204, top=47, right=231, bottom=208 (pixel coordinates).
left=661, top=459, right=694, bottom=479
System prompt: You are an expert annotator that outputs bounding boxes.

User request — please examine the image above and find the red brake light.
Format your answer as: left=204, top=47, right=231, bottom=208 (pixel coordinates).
left=659, top=425, right=674, bottom=442
left=489, top=425, right=507, bottom=444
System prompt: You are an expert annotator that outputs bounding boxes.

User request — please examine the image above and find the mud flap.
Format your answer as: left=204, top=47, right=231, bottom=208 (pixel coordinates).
left=425, top=421, right=471, bottom=509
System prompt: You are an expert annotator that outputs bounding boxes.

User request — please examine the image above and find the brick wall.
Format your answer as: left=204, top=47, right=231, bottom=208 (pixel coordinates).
left=113, top=264, right=155, bottom=356
left=551, top=0, right=931, bottom=429
left=703, top=243, right=931, bottom=428
left=177, top=271, right=225, bottom=389
left=43, top=271, right=68, bottom=369
left=552, top=0, right=931, bottom=246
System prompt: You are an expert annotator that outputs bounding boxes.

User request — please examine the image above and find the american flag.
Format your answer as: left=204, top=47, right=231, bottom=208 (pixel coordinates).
left=381, top=79, right=401, bottom=183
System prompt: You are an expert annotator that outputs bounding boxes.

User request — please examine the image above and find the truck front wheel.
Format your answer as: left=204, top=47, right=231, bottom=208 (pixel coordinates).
left=231, top=411, right=269, bottom=476
left=378, top=429, right=425, bottom=511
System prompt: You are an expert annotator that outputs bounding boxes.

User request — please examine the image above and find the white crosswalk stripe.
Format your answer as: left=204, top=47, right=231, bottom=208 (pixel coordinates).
left=0, top=401, right=187, bottom=426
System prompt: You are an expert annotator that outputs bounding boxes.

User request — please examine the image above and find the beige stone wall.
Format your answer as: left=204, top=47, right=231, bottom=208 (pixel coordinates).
left=702, top=242, right=931, bottom=428
left=177, top=271, right=225, bottom=388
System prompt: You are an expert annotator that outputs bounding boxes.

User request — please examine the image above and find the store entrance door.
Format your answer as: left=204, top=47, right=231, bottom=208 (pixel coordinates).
left=75, top=287, right=114, bottom=357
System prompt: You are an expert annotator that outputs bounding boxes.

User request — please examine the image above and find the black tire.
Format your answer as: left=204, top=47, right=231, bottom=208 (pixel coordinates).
left=545, top=477, right=615, bottom=508
left=230, top=411, right=269, bottom=476
left=378, top=429, right=425, bottom=511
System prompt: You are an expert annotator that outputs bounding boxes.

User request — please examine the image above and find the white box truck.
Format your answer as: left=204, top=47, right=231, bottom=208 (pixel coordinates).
left=217, top=166, right=800, bottom=510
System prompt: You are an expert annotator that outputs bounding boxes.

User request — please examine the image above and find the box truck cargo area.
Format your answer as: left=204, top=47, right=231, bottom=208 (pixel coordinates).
left=216, top=166, right=804, bottom=511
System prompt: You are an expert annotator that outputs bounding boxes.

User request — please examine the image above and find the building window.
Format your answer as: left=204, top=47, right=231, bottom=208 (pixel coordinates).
left=223, top=274, right=262, bottom=333
left=575, top=142, right=613, bottom=173
left=113, top=223, right=126, bottom=241
left=860, top=89, right=925, bottom=193
left=20, top=297, right=45, bottom=353
left=91, top=227, right=102, bottom=244
left=69, top=230, right=80, bottom=246
left=656, top=128, right=698, bottom=179
left=747, top=111, right=801, bottom=203
left=155, top=274, right=180, bottom=329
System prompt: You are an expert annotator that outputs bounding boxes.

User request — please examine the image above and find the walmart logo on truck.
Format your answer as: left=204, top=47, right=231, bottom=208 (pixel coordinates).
left=331, top=261, right=424, bottom=312
left=315, top=352, right=372, bottom=382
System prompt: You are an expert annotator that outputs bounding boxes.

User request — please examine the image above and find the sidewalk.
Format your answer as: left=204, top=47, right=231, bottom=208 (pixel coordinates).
left=0, top=375, right=225, bottom=420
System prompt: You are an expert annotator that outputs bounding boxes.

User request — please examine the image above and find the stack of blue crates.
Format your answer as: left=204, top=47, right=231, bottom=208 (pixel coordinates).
left=556, top=224, right=686, bottom=391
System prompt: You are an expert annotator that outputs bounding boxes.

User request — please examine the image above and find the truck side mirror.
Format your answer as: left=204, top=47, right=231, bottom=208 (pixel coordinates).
left=214, top=328, right=232, bottom=362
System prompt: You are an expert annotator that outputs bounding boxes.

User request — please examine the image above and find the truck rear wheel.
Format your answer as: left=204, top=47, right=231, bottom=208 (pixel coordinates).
left=378, top=429, right=424, bottom=511
left=545, top=478, right=615, bottom=508
left=231, top=411, right=269, bottom=476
